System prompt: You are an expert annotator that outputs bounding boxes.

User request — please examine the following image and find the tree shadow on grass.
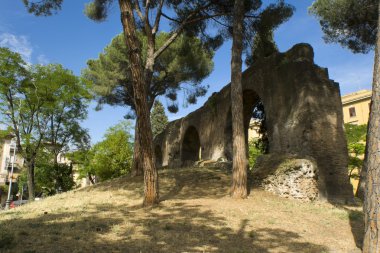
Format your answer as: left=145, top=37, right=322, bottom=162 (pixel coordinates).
left=0, top=201, right=328, bottom=253
left=345, top=207, right=364, bottom=250
left=79, top=168, right=231, bottom=202
left=160, top=167, right=231, bottom=201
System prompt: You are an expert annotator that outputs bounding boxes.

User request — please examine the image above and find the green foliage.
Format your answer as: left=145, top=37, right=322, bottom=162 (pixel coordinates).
left=66, top=149, right=95, bottom=181
left=245, top=1, right=293, bottom=64
left=23, top=0, right=63, bottom=16
left=83, top=32, right=213, bottom=113
left=344, top=124, right=367, bottom=178
left=17, top=171, right=27, bottom=196
left=209, top=0, right=293, bottom=62
left=84, top=0, right=112, bottom=22
left=252, top=101, right=269, bottom=153
left=90, top=120, right=134, bottom=181
left=0, top=48, right=91, bottom=198
left=35, top=163, right=75, bottom=195
left=0, top=47, right=28, bottom=87
left=248, top=101, right=268, bottom=168
left=246, top=30, right=278, bottom=66
left=33, top=149, right=75, bottom=195
left=0, top=128, right=12, bottom=139
left=345, top=123, right=367, bottom=143
left=16, top=150, right=75, bottom=196
left=248, top=138, right=264, bottom=168
left=41, top=64, right=92, bottom=158
left=151, top=101, right=168, bottom=137
left=0, top=184, right=8, bottom=194
left=310, top=0, right=378, bottom=53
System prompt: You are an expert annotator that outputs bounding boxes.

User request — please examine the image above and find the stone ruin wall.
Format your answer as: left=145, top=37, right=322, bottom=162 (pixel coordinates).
left=154, top=43, right=353, bottom=202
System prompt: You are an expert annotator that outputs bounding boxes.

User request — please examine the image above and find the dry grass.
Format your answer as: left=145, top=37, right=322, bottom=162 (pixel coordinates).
left=0, top=167, right=363, bottom=253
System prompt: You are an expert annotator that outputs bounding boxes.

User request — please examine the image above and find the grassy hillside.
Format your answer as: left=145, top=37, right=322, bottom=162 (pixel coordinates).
left=0, top=167, right=363, bottom=253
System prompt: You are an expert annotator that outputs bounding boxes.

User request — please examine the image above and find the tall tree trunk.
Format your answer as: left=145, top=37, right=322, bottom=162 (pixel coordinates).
left=118, top=0, right=159, bottom=206
left=362, top=2, right=380, bottom=252
left=132, top=100, right=156, bottom=177
left=230, top=0, right=248, bottom=199
left=132, top=126, right=143, bottom=176
left=26, top=159, right=35, bottom=201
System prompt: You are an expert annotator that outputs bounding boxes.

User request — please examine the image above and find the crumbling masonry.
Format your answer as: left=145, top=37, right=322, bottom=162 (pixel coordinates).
left=154, top=44, right=353, bottom=202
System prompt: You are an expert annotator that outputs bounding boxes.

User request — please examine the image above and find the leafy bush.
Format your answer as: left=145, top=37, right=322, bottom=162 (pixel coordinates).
left=35, top=163, right=75, bottom=195
left=344, top=124, right=367, bottom=179
left=91, top=121, right=133, bottom=181
left=248, top=138, right=265, bottom=169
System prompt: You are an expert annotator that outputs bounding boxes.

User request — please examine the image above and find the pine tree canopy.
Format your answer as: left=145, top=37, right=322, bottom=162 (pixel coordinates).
left=83, top=32, right=214, bottom=115
left=310, top=0, right=379, bottom=53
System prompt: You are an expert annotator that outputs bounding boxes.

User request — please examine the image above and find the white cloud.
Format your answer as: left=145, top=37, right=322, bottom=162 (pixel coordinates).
left=0, top=33, right=33, bottom=62
left=37, top=54, right=49, bottom=65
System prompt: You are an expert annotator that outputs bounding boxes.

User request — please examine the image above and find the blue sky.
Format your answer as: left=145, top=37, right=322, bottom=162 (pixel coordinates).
left=0, top=0, right=374, bottom=144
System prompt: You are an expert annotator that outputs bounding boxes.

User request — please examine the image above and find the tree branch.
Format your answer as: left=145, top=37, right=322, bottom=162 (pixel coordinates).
left=152, top=0, right=164, bottom=34
left=154, top=12, right=226, bottom=60
left=144, top=0, right=151, bottom=24
left=161, top=12, right=180, bottom=23
left=133, top=0, right=144, bottom=22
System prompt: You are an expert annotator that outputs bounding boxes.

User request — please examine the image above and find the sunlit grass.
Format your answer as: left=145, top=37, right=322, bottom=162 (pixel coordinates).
left=0, top=167, right=363, bottom=253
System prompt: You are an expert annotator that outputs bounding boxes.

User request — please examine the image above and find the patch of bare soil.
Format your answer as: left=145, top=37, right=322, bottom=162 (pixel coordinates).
left=0, top=167, right=363, bottom=253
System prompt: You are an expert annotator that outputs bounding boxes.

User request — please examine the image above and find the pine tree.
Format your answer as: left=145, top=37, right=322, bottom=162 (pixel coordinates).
left=311, top=0, right=380, bottom=250
left=151, top=101, right=168, bottom=137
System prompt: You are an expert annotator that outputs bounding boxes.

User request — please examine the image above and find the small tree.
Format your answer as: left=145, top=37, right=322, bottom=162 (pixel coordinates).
left=0, top=48, right=43, bottom=201
left=66, top=149, right=96, bottom=185
left=0, top=49, right=90, bottom=200
left=34, top=154, right=75, bottom=196
left=90, top=120, right=133, bottom=181
left=345, top=123, right=367, bottom=179
left=151, top=101, right=168, bottom=137
left=42, top=64, right=92, bottom=166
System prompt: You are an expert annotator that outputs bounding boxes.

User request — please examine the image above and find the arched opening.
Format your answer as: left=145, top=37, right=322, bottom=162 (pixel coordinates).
left=181, top=126, right=201, bottom=166
left=155, top=145, right=163, bottom=168
left=223, top=89, right=268, bottom=165
left=243, top=89, right=268, bottom=168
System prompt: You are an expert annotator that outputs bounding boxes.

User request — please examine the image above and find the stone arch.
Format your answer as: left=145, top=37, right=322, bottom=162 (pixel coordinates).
left=224, top=90, right=266, bottom=161
left=224, top=89, right=262, bottom=161
left=243, top=89, right=268, bottom=151
left=181, top=126, right=201, bottom=166
left=243, top=89, right=262, bottom=140
left=154, top=44, right=354, bottom=201
left=154, top=145, right=162, bottom=168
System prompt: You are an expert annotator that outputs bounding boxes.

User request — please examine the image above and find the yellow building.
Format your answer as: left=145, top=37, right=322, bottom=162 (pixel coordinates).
left=341, top=89, right=372, bottom=195
left=248, top=118, right=262, bottom=140
left=341, top=89, right=372, bottom=125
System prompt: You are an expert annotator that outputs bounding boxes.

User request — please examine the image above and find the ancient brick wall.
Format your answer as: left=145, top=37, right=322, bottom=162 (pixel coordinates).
left=154, top=44, right=353, bottom=202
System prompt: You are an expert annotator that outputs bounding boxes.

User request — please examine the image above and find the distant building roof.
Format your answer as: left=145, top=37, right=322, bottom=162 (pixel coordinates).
left=342, top=90, right=372, bottom=105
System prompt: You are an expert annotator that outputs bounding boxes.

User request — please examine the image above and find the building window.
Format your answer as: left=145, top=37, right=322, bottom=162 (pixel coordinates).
left=349, top=107, right=356, bottom=117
